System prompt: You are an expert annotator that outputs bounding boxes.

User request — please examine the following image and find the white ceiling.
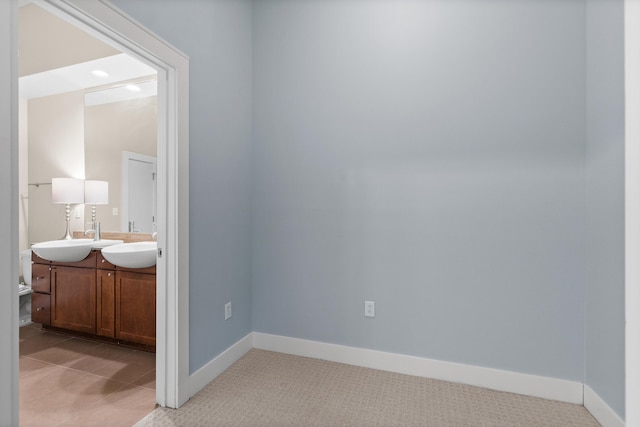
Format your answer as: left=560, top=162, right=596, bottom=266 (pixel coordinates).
left=19, top=53, right=157, bottom=104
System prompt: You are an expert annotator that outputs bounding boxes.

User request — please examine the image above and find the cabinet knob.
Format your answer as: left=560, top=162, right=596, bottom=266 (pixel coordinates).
left=101, top=259, right=105, bottom=263
left=36, top=307, right=43, bottom=312
left=107, top=273, right=111, bottom=277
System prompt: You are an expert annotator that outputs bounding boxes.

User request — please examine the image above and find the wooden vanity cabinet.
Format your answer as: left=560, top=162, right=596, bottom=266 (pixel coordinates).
left=31, top=249, right=156, bottom=349
left=115, top=270, right=156, bottom=346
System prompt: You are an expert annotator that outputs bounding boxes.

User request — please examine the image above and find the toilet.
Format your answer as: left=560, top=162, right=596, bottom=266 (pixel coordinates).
left=19, top=249, right=32, bottom=326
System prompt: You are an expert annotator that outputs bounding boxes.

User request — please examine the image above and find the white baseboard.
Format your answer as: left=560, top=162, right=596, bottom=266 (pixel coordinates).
left=186, top=333, right=253, bottom=401
left=584, top=385, right=625, bottom=427
left=252, top=332, right=584, bottom=405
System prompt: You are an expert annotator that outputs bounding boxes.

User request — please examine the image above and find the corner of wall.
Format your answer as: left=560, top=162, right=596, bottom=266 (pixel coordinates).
left=584, top=386, right=625, bottom=427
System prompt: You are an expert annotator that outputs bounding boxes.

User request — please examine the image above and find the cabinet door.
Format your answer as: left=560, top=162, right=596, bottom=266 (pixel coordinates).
left=32, top=263, right=50, bottom=293
left=51, top=266, right=96, bottom=334
left=115, top=271, right=156, bottom=346
left=97, top=270, right=116, bottom=337
left=31, top=292, right=51, bottom=325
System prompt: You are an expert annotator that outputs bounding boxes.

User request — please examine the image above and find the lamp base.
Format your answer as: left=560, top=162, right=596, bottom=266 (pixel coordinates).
left=60, top=203, right=73, bottom=240
left=60, top=229, right=73, bottom=240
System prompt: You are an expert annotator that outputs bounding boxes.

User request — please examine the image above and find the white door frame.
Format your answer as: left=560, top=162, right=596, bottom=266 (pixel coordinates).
left=1, top=0, right=19, bottom=423
left=30, top=0, right=190, bottom=409
left=625, top=1, right=640, bottom=425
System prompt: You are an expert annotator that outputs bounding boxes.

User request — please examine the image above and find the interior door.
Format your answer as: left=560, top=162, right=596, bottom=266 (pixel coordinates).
left=127, top=158, right=156, bottom=233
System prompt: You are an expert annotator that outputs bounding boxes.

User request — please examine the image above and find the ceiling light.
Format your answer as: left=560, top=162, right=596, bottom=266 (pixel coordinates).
left=125, top=84, right=142, bottom=92
left=91, top=69, right=109, bottom=78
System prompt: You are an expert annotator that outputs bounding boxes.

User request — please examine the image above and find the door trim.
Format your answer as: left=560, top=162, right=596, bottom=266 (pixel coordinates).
left=31, top=0, right=190, bottom=408
left=2, top=0, right=19, bottom=423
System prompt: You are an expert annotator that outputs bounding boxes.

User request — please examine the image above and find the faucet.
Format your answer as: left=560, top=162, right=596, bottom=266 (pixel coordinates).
left=84, top=222, right=101, bottom=241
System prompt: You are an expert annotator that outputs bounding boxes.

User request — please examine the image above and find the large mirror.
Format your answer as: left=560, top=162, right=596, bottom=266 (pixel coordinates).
left=19, top=3, right=157, bottom=246
left=84, top=84, right=158, bottom=233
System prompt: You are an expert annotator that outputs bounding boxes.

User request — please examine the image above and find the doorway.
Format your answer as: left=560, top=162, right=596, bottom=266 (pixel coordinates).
left=14, top=0, right=190, bottom=414
left=19, top=4, right=161, bottom=420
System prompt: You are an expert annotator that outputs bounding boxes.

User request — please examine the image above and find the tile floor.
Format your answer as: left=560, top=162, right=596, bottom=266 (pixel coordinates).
left=19, top=323, right=157, bottom=426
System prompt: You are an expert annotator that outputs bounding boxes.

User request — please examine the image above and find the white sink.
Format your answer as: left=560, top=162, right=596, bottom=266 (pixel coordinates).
left=31, top=239, right=124, bottom=262
left=101, top=241, right=157, bottom=269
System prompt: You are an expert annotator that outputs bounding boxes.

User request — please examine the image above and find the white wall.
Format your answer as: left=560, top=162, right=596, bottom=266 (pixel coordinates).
left=19, top=97, right=28, bottom=252
left=27, top=91, right=85, bottom=244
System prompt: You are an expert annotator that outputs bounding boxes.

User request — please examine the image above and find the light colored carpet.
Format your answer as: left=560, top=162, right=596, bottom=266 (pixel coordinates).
left=135, top=349, right=600, bottom=426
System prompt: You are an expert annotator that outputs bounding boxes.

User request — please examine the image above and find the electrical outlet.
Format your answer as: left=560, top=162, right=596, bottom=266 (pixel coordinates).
left=364, top=300, right=375, bottom=318
left=225, top=302, right=232, bottom=320
left=112, top=207, right=118, bottom=216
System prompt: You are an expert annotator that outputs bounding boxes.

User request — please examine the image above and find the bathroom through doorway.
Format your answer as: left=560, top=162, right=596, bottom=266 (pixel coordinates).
left=16, top=0, right=190, bottom=412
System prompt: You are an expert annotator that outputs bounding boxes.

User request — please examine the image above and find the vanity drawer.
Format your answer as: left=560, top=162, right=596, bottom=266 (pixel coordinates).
left=31, top=293, right=51, bottom=325
left=32, top=263, right=51, bottom=293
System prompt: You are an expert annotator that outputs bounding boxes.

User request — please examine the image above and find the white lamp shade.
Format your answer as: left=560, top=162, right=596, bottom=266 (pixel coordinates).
left=51, top=178, right=85, bottom=204
left=85, top=180, right=109, bottom=205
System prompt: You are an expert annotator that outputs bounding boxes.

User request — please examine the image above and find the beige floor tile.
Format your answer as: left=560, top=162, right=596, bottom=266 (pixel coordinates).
left=19, top=331, right=70, bottom=357
left=19, top=332, right=156, bottom=426
left=19, top=325, right=43, bottom=341
left=92, top=350, right=155, bottom=383
left=20, top=367, right=92, bottom=422
left=25, top=337, right=103, bottom=366
left=61, top=343, right=134, bottom=374
left=21, top=371, right=129, bottom=423
left=68, top=385, right=157, bottom=427
left=20, top=364, right=85, bottom=400
left=19, top=356, right=51, bottom=379
left=131, top=369, right=155, bottom=390
left=19, top=410, right=69, bottom=427
left=61, top=372, right=130, bottom=400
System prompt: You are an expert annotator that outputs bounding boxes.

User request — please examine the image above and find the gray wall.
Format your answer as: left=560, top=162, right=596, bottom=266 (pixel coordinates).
left=109, top=0, right=254, bottom=373
left=252, top=0, right=587, bottom=381
left=0, top=2, right=627, bottom=425
left=585, top=0, right=625, bottom=418
left=110, top=1, right=626, bottom=415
